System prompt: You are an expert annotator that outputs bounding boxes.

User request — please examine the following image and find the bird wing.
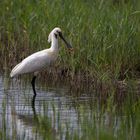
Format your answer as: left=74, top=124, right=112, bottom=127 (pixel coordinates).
left=10, top=49, right=57, bottom=77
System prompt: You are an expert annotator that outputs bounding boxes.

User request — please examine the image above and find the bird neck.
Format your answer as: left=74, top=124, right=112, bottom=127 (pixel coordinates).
left=50, top=35, right=59, bottom=52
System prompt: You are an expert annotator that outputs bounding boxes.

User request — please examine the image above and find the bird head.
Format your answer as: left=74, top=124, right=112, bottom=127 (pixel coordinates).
left=48, top=27, right=72, bottom=49
left=48, top=27, right=61, bottom=43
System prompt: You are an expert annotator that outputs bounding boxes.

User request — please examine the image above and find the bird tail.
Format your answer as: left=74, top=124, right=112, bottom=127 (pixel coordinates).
left=10, top=63, right=21, bottom=78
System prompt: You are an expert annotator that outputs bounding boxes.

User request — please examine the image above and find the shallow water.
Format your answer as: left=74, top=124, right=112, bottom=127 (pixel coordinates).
left=0, top=75, right=140, bottom=140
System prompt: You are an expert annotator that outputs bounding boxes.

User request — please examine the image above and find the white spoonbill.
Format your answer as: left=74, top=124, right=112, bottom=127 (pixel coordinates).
left=10, top=27, right=72, bottom=96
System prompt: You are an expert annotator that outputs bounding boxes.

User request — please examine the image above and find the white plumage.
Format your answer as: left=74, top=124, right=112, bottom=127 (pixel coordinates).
left=10, top=49, right=58, bottom=77
left=10, top=27, right=72, bottom=78
left=10, top=27, right=72, bottom=97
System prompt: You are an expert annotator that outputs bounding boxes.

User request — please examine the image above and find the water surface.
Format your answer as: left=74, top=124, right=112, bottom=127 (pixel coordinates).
left=0, top=75, right=140, bottom=140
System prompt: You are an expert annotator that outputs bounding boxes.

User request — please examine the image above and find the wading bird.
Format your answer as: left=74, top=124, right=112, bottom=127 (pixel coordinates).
left=10, top=27, right=72, bottom=97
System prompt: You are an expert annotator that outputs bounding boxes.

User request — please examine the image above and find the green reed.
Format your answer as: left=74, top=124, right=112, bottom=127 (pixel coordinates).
left=0, top=0, right=140, bottom=81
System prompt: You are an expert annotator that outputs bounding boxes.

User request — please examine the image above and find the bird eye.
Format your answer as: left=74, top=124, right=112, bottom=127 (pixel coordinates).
left=54, top=33, right=58, bottom=39
left=57, top=30, right=61, bottom=34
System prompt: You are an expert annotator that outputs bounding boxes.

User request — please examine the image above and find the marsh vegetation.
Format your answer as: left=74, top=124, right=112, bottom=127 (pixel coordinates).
left=0, top=0, right=140, bottom=82
left=0, top=0, right=140, bottom=139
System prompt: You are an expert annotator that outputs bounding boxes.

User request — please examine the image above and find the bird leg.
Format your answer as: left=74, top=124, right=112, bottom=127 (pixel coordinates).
left=32, top=94, right=37, bottom=115
left=31, top=75, right=39, bottom=121
left=31, top=76, right=37, bottom=96
left=31, top=94, right=39, bottom=121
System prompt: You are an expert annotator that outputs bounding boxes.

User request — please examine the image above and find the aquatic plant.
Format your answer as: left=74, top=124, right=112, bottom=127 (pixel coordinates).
left=0, top=0, right=140, bottom=82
